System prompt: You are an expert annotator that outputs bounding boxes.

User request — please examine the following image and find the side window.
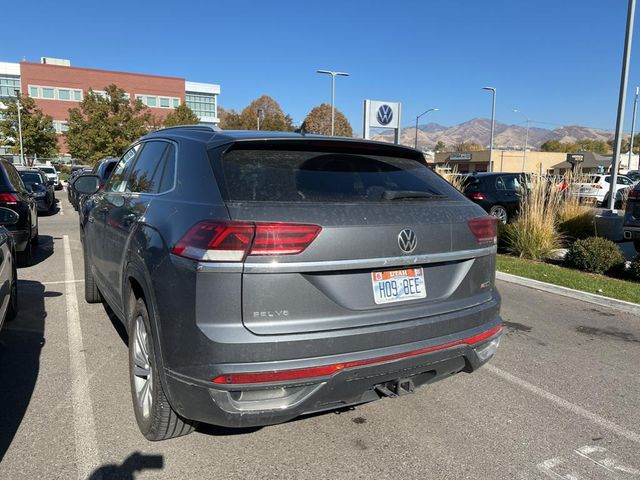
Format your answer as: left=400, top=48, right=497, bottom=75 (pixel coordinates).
left=105, top=145, right=140, bottom=193
left=126, top=141, right=173, bottom=194
left=503, top=175, right=521, bottom=190
left=157, top=144, right=176, bottom=193
left=620, top=177, right=632, bottom=185
left=495, top=176, right=506, bottom=190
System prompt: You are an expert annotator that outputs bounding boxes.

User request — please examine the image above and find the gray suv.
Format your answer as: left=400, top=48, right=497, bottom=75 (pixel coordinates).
left=76, top=126, right=502, bottom=440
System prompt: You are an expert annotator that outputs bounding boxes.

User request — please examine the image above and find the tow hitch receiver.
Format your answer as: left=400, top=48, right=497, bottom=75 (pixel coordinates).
left=375, top=378, right=416, bottom=398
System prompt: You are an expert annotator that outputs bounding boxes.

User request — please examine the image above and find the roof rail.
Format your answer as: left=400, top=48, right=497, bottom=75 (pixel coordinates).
left=153, top=124, right=222, bottom=134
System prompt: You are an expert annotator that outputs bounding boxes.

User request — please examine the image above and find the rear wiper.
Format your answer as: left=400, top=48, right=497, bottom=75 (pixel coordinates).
left=382, top=190, right=448, bottom=201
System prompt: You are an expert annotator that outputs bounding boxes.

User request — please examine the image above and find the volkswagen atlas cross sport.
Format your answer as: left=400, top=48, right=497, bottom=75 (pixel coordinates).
left=76, top=126, right=502, bottom=441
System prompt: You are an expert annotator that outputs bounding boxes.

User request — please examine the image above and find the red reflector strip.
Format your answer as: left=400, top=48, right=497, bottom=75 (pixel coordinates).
left=212, top=324, right=502, bottom=385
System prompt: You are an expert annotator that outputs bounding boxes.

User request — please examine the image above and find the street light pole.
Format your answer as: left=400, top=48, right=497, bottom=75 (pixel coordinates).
left=414, top=108, right=439, bottom=149
left=317, top=69, right=350, bottom=136
left=483, top=87, right=497, bottom=172
left=628, top=86, right=639, bottom=170
left=513, top=109, right=530, bottom=172
left=14, top=90, right=24, bottom=165
left=609, top=0, right=636, bottom=211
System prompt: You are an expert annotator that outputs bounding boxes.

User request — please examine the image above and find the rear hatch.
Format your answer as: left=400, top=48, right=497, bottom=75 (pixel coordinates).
left=572, top=175, right=603, bottom=197
left=209, top=140, right=496, bottom=335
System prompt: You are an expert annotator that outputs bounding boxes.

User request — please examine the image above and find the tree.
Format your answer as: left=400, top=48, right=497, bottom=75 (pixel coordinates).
left=542, top=139, right=610, bottom=154
left=237, top=96, right=294, bottom=131
left=218, top=106, right=243, bottom=129
left=434, top=140, right=446, bottom=153
left=163, top=104, right=200, bottom=127
left=0, top=94, right=59, bottom=161
left=453, top=142, right=484, bottom=152
left=65, top=84, right=151, bottom=164
left=301, top=103, right=353, bottom=137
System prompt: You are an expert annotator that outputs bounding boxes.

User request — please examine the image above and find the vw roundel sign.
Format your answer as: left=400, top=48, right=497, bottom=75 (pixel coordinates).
left=376, top=104, right=394, bottom=126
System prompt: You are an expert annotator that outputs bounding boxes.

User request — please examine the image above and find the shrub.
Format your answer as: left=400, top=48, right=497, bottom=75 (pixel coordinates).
left=565, top=237, right=625, bottom=274
left=503, top=175, right=563, bottom=260
left=557, top=209, right=596, bottom=241
left=436, top=164, right=465, bottom=191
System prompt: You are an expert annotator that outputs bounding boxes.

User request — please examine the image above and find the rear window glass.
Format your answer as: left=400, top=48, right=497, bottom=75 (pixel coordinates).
left=218, top=147, right=452, bottom=202
left=40, top=167, right=55, bottom=174
left=20, top=172, right=43, bottom=184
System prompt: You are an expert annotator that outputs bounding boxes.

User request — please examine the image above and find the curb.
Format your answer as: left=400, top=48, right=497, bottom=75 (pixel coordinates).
left=496, top=271, right=640, bottom=317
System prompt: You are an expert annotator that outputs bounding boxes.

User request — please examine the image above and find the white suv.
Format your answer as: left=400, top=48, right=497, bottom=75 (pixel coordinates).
left=37, top=165, right=61, bottom=191
left=572, top=174, right=633, bottom=207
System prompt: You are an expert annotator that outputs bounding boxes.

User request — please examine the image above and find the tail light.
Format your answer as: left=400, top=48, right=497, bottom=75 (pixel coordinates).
left=468, top=192, right=485, bottom=200
left=629, top=189, right=640, bottom=199
left=171, top=221, right=321, bottom=262
left=468, top=216, right=497, bottom=246
left=0, top=193, right=18, bottom=205
left=592, top=184, right=602, bottom=189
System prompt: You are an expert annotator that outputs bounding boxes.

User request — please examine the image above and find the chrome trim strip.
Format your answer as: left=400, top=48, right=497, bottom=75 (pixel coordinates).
left=243, top=246, right=496, bottom=273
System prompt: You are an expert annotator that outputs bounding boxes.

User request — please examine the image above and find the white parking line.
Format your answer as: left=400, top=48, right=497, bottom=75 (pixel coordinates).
left=484, top=364, right=640, bottom=445
left=63, top=235, right=100, bottom=479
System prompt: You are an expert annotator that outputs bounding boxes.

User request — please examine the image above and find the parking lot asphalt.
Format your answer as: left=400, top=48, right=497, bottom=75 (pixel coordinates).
left=0, top=192, right=639, bottom=480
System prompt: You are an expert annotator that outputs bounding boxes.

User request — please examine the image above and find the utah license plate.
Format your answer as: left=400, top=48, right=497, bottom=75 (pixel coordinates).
left=371, top=268, right=426, bottom=305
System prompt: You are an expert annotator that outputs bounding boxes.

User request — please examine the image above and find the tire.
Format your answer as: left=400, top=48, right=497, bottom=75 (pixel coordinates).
left=83, top=247, right=102, bottom=304
left=5, top=256, right=18, bottom=321
left=32, top=219, right=39, bottom=246
left=129, top=298, right=197, bottom=440
left=634, top=239, right=640, bottom=253
left=489, top=205, right=509, bottom=224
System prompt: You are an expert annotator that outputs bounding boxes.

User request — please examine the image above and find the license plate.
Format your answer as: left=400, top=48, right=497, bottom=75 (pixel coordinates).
left=371, top=268, right=426, bottom=305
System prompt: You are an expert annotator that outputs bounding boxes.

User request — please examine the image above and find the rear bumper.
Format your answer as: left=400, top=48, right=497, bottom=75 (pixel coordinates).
left=163, top=320, right=502, bottom=428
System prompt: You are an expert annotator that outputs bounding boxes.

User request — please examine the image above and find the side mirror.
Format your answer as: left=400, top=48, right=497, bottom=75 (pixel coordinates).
left=72, top=174, right=100, bottom=195
left=0, top=207, right=19, bottom=226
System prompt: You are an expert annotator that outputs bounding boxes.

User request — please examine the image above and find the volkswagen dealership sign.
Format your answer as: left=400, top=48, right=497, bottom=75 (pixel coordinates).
left=363, top=100, right=402, bottom=143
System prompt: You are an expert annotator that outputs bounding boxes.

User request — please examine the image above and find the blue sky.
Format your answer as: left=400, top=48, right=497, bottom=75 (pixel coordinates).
left=2, top=0, right=639, bottom=132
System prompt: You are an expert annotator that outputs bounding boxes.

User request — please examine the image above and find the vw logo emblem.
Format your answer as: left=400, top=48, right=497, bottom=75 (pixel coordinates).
left=398, top=228, right=417, bottom=254
left=376, top=104, right=394, bottom=126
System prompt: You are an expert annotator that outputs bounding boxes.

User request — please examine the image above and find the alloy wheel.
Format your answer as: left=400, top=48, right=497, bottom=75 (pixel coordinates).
left=132, top=316, right=153, bottom=419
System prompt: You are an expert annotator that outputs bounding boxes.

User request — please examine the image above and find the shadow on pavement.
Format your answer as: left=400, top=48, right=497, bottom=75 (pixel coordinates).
left=18, top=235, right=54, bottom=268
left=87, top=452, right=164, bottom=480
left=0, top=280, right=46, bottom=462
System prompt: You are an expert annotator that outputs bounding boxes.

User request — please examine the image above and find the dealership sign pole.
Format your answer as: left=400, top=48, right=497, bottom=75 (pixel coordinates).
left=363, top=100, right=402, bottom=144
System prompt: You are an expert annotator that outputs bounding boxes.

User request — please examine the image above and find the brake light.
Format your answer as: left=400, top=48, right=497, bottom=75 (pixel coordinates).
left=592, top=184, right=603, bottom=189
left=468, top=192, right=485, bottom=200
left=171, top=221, right=321, bottom=262
left=0, top=193, right=17, bottom=205
left=467, top=216, right=497, bottom=245
left=212, top=324, right=503, bottom=385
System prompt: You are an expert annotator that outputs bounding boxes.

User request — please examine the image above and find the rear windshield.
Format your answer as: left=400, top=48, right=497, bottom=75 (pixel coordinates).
left=217, top=146, right=454, bottom=202
left=39, top=167, right=55, bottom=174
left=20, top=172, right=43, bottom=184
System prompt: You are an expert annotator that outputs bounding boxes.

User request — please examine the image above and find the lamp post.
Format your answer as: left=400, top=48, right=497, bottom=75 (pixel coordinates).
left=414, top=108, right=439, bottom=149
left=316, top=69, right=350, bottom=136
left=628, top=86, right=639, bottom=170
left=609, top=0, right=636, bottom=211
left=14, top=89, right=24, bottom=165
left=256, top=108, right=264, bottom=131
left=513, top=109, right=530, bottom=172
left=483, top=87, right=497, bottom=172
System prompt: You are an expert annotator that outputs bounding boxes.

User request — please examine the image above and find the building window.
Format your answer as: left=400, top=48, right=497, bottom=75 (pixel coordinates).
left=0, top=74, right=20, bottom=100
left=185, top=91, right=217, bottom=119
left=52, top=120, right=69, bottom=133
left=135, top=94, right=179, bottom=109
left=28, top=85, right=83, bottom=102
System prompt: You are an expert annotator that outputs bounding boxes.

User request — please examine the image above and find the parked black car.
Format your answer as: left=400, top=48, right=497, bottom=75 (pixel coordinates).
left=93, top=157, right=119, bottom=189
left=18, top=168, right=55, bottom=213
left=623, top=183, right=640, bottom=252
left=0, top=207, right=19, bottom=332
left=76, top=126, right=502, bottom=440
left=0, top=160, right=38, bottom=262
left=462, top=172, right=525, bottom=223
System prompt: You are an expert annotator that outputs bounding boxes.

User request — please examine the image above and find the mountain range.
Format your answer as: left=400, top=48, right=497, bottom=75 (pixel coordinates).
left=371, top=118, right=615, bottom=150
